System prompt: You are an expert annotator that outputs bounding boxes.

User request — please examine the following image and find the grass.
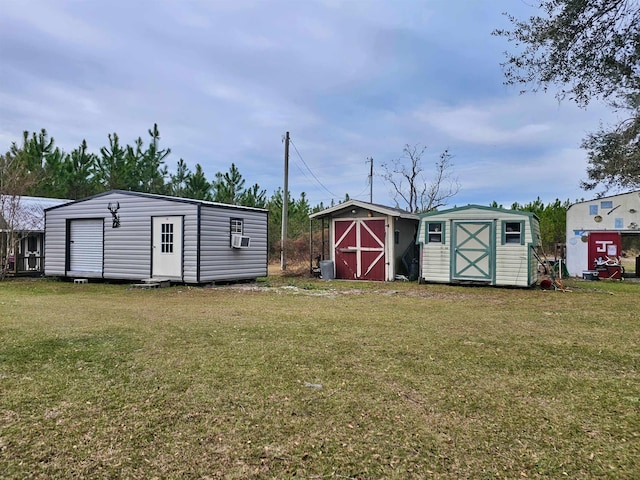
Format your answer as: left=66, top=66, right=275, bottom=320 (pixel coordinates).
left=1, top=276, right=639, bottom=479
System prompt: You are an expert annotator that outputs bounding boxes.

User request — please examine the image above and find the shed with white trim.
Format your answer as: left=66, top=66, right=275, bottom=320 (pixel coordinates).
left=44, top=190, right=267, bottom=283
left=309, top=200, right=419, bottom=281
left=417, top=205, right=540, bottom=287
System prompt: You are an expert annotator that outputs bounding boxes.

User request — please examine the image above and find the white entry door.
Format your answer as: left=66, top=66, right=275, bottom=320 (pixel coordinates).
left=152, top=216, right=183, bottom=278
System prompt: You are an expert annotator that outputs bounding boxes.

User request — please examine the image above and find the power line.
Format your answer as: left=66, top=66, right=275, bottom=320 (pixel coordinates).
left=289, top=137, right=338, bottom=198
left=352, top=184, right=373, bottom=200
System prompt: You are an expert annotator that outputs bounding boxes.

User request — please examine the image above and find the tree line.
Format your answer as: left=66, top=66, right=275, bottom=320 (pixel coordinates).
left=490, top=198, right=571, bottom=253
left=0, top=125, right=271, bottom=205
left=1, top=126, right=572, bottom=260
left=0, top=125, right=320, bottom=262
left=1, top=131, right=465, bottom=261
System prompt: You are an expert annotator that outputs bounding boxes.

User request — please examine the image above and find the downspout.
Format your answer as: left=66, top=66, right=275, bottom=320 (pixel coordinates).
left=309, top=217, right=313, bottom=275
left=388, top=217, right=394, bottom=281
left=196, top=204, right=201, bottom=284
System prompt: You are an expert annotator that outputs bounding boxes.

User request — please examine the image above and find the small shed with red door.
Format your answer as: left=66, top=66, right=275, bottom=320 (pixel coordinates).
left=309, top=200, right=419, bottom=281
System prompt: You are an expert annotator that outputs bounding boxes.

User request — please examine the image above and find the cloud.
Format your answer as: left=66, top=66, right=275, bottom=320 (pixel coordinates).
left=1, top=0, right=111, bottom=49
left=0, top=0, right=622, bottom=210
left=415, top=103, right=550, bottom=146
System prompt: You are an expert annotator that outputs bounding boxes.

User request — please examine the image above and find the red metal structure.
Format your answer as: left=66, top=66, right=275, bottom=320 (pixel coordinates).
left=588, top=232, right=623, bottom=279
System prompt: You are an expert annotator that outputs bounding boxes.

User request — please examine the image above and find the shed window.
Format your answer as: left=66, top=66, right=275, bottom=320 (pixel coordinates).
left=231, top=218, right=244, bottom=235
left=427, top=222, right=444, bottom=243
left=161, top=223, right=174, bottom=253
left=503, top=221, right=524, bottom=245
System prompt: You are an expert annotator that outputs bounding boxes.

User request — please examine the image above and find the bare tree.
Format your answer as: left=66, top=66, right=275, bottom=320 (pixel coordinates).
left=381, top=144, right=460, bottom=213
left=0, top=152, right=38, bottom=279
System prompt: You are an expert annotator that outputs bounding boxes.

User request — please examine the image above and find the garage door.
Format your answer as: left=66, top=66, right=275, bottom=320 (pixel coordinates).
left=69, top=219, right=104, bottom=274
left=334, top=218, right=386, bottom=281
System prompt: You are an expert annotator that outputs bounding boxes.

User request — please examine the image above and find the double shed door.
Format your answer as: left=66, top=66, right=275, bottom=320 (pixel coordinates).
left=451, top=221, right=494, bottom=282
left=334, top=218, right=386, bottom=281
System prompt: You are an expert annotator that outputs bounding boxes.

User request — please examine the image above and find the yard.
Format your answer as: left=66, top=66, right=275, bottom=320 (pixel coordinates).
left=1, top=276, right=639, bottom=479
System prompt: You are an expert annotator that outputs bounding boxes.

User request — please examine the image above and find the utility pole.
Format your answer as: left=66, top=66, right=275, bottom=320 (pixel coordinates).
left=281, top=132, right=290, bottom=271
left=368, top=157, right=373, bottom=203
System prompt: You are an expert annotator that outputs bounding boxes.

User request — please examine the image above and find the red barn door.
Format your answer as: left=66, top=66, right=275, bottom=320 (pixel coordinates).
left=588, top=232, right=622, bottom=278
left=334, top=218, right=386, bottom=281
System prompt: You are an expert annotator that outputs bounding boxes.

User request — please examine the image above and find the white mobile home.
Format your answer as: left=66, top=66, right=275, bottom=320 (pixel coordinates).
left=565, top=190, right=640, bottom=277
left=417, top=205, right=540, bottom=287
left=44, top=190, right=267, bottom=283
left=1, top=195, right=70, bottom=276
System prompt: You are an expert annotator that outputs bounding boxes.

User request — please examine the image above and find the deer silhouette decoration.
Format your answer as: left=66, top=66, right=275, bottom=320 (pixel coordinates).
left=108, top=202, right=121, bottom=228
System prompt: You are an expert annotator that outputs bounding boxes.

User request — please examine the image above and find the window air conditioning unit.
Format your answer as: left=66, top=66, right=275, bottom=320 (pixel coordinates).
left=231, top=234, right=251, bottom=248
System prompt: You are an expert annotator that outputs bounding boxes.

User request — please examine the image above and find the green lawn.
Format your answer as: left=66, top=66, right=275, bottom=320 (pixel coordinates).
left=1, top=277, right=639, bottom=479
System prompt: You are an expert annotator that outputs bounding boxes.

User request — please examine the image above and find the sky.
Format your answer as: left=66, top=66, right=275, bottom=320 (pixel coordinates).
left=0, top=0, right=619, bottom=210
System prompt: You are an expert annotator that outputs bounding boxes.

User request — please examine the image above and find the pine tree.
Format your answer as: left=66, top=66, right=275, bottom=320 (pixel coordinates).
left=184, top=164, right=212, bottom=201
left=168, top=158, right=191, bottom=197
left=96, top=133, right=135, bottom=190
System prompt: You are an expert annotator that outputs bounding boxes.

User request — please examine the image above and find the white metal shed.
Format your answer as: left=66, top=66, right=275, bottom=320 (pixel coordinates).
left=416, top=205, right=540, bottom=287
left=44, top=190, right=268, bottom=283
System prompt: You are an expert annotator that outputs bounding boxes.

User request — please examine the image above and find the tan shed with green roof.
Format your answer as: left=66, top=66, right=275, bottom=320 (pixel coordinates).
left=416, top=205, right=540, bottom=287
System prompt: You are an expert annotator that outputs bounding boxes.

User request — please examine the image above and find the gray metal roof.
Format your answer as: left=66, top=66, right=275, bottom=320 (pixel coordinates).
left=44, top=189, right=268, bottom=213
left=0, top=195, right=70, bottom=231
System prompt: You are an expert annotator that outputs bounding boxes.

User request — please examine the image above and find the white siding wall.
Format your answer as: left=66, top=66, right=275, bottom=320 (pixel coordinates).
left=422, top=241, right=451, bottom=283
left=494, top=216, right=538, bottom=287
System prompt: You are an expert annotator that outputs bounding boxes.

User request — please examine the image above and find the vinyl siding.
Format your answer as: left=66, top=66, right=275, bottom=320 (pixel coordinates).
left=421, top=242, right=451, bottom=283
left=417, top=206, right=539, bottom=287
left=494, top=216, right=538, bottom=287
